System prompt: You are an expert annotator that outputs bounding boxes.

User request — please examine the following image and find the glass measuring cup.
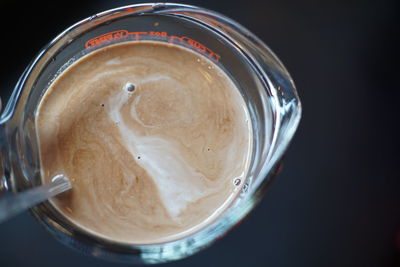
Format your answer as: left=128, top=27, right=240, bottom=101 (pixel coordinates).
left=0, top=3, right=301, bottom=264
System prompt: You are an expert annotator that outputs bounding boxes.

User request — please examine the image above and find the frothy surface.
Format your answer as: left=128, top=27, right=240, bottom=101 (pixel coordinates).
left=36, top=41, right=252, bottom=244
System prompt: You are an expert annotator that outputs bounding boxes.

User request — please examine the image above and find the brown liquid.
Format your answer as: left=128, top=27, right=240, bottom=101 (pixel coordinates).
left=36, top=41, right=252, bottom=244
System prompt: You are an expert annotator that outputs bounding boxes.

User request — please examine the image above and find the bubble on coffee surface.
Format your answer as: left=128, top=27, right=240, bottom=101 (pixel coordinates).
left=233, top=178, right=241, bottom=186
left=123, top=82, right=135, bottom=92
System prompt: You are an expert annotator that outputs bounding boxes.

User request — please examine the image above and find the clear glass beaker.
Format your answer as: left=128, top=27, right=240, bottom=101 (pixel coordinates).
left=0, top=3, right=301, bottom=264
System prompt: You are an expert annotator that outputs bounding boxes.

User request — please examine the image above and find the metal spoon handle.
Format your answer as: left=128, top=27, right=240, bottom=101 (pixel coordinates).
left=0, top=174, right=71, bottom=223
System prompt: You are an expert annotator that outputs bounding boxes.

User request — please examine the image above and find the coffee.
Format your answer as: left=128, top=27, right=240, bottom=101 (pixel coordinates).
left=36, top=41, right=252, bottom=244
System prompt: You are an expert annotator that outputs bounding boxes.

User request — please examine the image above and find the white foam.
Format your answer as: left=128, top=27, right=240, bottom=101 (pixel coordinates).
left=107, top=84, right=209, bottom=219
left=106, top=58, right=122, bottom=65
left=139, top=74, right=171, bottom=84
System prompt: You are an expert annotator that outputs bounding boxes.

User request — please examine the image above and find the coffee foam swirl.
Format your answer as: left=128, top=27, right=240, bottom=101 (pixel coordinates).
left=108, top=79, right=212, bottom=219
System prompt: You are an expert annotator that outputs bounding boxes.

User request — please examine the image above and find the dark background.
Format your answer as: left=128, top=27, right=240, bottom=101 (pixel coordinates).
left=0, top=0, right=399, bottom=266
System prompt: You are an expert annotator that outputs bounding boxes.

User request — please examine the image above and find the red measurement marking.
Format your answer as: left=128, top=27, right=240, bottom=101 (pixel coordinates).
left=148, top=31, right=168, bottom=37
left=85, top=30, right=221, bottom=62
left=85, top=30, right=128, bottom=48
left=170, top=36, right=221, bottom=62
left=127, top=31, right=148, bottom=40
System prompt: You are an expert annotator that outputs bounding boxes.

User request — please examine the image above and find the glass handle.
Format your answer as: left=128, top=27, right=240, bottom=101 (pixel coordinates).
left=0, top=97, right=9, bottom=195
left=0, top=149, right=6, bottom=195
